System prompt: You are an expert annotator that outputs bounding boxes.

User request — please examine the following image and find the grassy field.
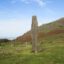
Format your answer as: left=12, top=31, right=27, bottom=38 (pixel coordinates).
left=0, top=39, right=64, bottom=64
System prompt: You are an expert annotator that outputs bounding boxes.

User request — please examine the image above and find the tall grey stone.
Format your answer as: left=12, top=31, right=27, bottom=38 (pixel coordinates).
left=31, top=16, right=38, bottom=53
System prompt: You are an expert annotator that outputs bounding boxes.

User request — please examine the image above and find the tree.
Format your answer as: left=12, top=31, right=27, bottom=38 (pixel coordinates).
left=31, top=16, right=38, bottom=53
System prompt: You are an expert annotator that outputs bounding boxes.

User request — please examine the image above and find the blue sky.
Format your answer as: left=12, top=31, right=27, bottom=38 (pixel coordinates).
left=0, top=0, right=64, bottom=39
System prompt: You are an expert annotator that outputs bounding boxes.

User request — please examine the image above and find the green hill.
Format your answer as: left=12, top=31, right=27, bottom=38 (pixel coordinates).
left=16, top=17, right=64, bottom=43
left=0, top=17, right=64, bottom=64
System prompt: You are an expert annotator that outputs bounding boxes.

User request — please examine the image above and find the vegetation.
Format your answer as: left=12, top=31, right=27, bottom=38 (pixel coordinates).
left=16, top=17, right=64, bottom=42
left=0, top=18, right=64, bottom=64
left=0, top=39, right=11, bottom=46
left=0, top=40, right=64, bottom=64
left=0, top=39, right=10, bottom=43
left=0, top=32, right=64, bottom=64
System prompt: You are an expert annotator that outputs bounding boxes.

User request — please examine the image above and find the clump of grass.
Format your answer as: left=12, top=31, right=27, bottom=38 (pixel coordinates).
left=0, top=41, right=64, bottom=64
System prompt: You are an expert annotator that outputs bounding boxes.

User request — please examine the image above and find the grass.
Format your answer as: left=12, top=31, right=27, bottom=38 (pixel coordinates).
left=0, top=40, right=64, bottom=64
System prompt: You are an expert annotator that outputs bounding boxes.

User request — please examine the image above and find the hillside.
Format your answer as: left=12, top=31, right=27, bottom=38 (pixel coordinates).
left=0, top=17, right=64, bottom=64
left=16, top=18, right=64, bottom=42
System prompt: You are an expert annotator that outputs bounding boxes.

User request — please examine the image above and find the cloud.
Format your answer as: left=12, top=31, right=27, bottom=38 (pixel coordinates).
left=11, top=0, right=30, bottom=4
left=10, top=0, right=46, bottom=7
left=34, top=0, right=46, bottom=7
left=21, top=0, right=30, bottom=4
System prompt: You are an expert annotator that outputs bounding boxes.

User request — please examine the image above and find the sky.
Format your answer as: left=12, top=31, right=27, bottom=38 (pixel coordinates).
left=0, top=0, right=64, bottom=39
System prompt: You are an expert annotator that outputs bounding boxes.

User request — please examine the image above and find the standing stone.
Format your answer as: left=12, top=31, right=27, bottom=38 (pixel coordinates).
left=31, top=16, right=38, bottom=53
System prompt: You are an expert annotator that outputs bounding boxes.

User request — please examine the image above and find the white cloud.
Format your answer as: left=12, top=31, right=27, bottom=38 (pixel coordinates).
left=10, top=0, right=30, bottom=4
left=10, top=0, right=46, bottom=7
left=34, top=0, right=46, bottom=7
left=19, top=0, right=30, bottom=4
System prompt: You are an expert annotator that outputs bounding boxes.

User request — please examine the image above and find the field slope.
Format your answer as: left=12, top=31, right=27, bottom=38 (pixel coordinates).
left=0, top=17, right=64, bottom=64
left=16, top=17, right=64, bottom=42
left=0, top=41, right=64, bottom=64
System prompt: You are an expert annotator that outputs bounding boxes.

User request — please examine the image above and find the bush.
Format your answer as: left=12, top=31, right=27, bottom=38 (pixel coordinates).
left=0, top=39, right=10, bottom=43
